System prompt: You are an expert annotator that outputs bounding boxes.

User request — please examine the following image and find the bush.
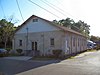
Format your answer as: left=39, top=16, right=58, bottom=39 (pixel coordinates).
left=52, top=49, right=62, bottom=58
left=0, top=54, right=4, bottom=57
left=16, top=49, right=22, bottom=54
left=0, top=52, right=7, bottom=57
left=92, top=45, right=100, bottom=50
left=96, top=46, right=100, bottom=50
left=6, top=48, right=11, bottom=52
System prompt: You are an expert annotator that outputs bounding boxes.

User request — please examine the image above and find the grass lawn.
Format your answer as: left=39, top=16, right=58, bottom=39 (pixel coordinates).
left=69, top=49, right=97, bottom=59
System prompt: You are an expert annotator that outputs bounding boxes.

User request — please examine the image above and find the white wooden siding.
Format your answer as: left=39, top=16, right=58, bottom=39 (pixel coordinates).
left=16, top=18, right=60, bottom=34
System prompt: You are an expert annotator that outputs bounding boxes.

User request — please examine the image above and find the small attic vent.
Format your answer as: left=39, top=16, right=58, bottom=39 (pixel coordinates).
left=33, top=19, right=38, bottom=22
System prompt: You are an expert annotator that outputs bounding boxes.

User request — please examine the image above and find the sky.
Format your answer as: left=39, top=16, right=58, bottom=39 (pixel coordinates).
left=0, top=0, right=100, bottom=36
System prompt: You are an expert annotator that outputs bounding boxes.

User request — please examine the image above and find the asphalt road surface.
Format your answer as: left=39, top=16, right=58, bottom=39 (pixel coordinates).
left=0, top=51, right=100, bottom=75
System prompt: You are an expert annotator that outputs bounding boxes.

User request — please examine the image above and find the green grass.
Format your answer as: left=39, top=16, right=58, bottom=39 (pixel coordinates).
left=67, top=49, right=97, bottom=59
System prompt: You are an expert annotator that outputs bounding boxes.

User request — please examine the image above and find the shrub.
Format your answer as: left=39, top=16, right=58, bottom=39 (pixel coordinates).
left=52, top=49, right=62, bottom=58
left=16, top=49, right=22, bottom=54
left=0, top=54, right=4, bottom=57
left=0, top=52, right=7, bottom=57
left=6, top=48, right=11, bottom=52
left=96, top=46, right=100, bottom=50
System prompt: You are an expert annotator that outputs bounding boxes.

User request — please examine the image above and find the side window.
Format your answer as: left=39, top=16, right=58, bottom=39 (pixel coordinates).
left=78, top=38, right=80, bottom=46
left=19, top=40, right=22, bottom=46
left=73, top=37, right=75, bottom=46
left=50, top=38, right=54, bottom=46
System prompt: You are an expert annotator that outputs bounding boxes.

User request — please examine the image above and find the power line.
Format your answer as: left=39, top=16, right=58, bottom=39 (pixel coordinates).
left=44, top=0, right=79, bottom=21
left=44, top=0, right=81, bottom=31
left=40, top=0, right=67, bottom=17
left=0, top=1, right=6, bottom=19
left=56, top=0, right=79, bottom=21
left=16, top=0, right=24, bottom=21
left=28, top=0, right=61, bottom=19
left=28, top=0, right=82, bottom=31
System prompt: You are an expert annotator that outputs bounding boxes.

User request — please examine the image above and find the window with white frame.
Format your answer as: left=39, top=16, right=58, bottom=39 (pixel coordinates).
left=50, top=38, right=54, bottom=46
left=19, top=40, right=22, bottom=46
left=73, top=37, right=75, bottom=46
left=78, top=38, right=80, bottom=46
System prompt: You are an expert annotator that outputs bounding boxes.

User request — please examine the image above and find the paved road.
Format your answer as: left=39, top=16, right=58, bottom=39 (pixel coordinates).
left=0, top=58, right=60, bottom=75
left=0, top=51, right=100, bottom=75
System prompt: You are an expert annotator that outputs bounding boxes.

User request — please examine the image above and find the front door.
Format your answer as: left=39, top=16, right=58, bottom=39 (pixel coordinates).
left=32, top=42, right=37, bottom=51
left=32, top=41, right=40, bottom=56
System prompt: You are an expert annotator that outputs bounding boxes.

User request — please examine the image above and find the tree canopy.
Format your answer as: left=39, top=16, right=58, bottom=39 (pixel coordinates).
left=90, top=35, right=100, bottom=42
left=0, top=19, right=16, bottom=48
left=53, top=18, right=90, bottom=37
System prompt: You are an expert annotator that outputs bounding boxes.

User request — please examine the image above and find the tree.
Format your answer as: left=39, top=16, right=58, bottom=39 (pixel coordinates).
left=52, top=19, right=90, bottom=37
left=71, top=21, right=81, bottom=32
left=90, top=35, right=100, bottom=42
left=59, top=18, right=74, bottom=28
left=71, top=20, right=90, bottom=35
left=52, top=19, right=58, bottom=24
left=0, top=19, right=16, bottom=49
left=53, top=18, right=74, bottom=27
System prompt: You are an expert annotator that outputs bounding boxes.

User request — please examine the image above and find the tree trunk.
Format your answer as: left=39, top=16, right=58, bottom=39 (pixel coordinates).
left=4, top=41, right=7, bottom=49
left=4, top=38, right=7, bottom=49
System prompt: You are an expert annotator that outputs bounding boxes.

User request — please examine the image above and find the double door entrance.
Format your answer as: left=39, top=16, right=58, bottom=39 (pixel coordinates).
left=32, top=41, right=39, bottom=56
left=32, top=42, right=37, bottom=51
